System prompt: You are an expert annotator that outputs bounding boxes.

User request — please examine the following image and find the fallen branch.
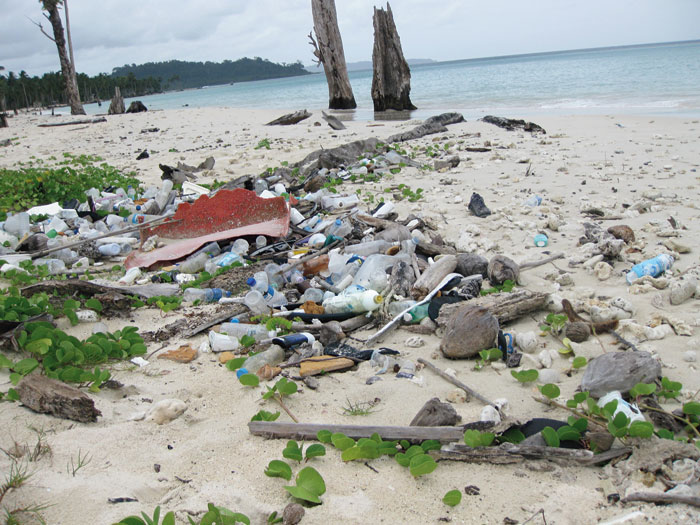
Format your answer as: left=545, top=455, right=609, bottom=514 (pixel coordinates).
left=266, top=110, right=311, bottom=126
left=437, top=289, right=549, bottom=328
left=20, top=280, right=177, bottom=300
left=417, top=358, right=498, bottom=409
left=248, top=421, right=465, bottom=442
left=37, top=117, right=107, bottom=127
left=622, top=491, right=700, bottom=508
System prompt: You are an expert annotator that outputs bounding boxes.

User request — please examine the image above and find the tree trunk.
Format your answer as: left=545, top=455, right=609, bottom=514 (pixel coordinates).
left=371, top=2, right=416, bottom=112
left=44, top=1, right=85, bottom=115
left=311, top=0, right=356, bottom=110
left=108, top=86, right=125, bottom=114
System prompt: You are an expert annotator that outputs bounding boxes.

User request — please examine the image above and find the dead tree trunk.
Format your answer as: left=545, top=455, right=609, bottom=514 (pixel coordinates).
left=108, top=86, right=125, bottom=114
left=41, top=1, right=85, bottom=115
left=371, top=2, right=416, bottom=112
left=310, top=0, right=356, bottom=110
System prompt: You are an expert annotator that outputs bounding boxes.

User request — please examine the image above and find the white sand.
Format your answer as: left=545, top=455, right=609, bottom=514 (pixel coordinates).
left=1, top=108, right=699, bottom=524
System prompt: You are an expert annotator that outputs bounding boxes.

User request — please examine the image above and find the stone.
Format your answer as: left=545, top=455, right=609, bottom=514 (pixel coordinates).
left=594, top=261, right=613, bottom=281
left=538, top=349, right=553, bottom=369
left=468, top=192, right=491, bottom=218
left=446, top=389, right=467, bottom=403
left=669, top=277, right=697, bottom=305
left=126, top=101, right=148, bottom=113
left=566, top=322, right=591, bottom=343
left=515, top=331, right=538, bottom=353
left=440, top=305, right=499, bottom=358
left=410, top=397, right=461, bottom=426
left=283, top=502, right=305, bottom=525
left=218, top=352, right=236, bottom=364
left=607, top=225, right=635, bottom=243
left=683, top=351, right=697, bottom=363
left=146, top=399, right=187, bottom=425
left=158, top=345, right=197, bottom=363
left=319, top=321, right=345, bottom=345
left=434, top=155, right=460, bottom=171
left=404, top=336, right=424, bottom=348
left=538, top=368, right=561, bottom=384
left=303, top=376, right=320, bottom=390
left=580, top=351, right=661, bottom=398
left=455, top=253, right=488, bottom=278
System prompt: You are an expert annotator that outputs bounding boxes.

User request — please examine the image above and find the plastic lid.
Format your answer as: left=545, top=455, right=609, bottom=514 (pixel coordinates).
left=335, top=219, right=341, bottom=225
left=374, top=295, right=384, bottom=304
left=246, top=277, right=256, bottom=286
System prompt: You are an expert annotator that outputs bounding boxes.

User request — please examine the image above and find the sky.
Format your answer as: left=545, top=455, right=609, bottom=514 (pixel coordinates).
left=1, top=0, right=699, bottom=77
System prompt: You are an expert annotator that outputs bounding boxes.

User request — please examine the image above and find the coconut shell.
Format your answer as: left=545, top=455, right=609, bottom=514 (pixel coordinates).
left=565, top=322, right=591, bottom=343
left=487, top=255, right=520, bottom=285
left=440, top=305, right=499, bottom=359
left=607, top=225, right=635, bottom=244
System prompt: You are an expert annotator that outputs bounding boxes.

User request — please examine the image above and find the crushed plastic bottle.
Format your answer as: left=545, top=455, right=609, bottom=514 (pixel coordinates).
left=626, top=254, right=674, bottom=284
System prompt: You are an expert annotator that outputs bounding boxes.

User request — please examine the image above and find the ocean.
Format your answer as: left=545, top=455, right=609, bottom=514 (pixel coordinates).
left=76, top=40, right=700, bottom=120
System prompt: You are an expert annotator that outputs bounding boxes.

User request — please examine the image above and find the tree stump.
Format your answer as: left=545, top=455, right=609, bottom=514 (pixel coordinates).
left=108, top=86, right=125, bottom=115
left=371, top=3, right=416, bottom=112
left=310, top=0, right=357, bottom=110
left=16, top=374, right=101, bottom=423
left=0, top=113, right=8, bottom=128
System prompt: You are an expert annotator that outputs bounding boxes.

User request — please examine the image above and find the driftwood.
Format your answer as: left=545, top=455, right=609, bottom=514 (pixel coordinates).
left=20, top=280, right=178, bottom=301
left=0, top=113, right=8, bottom=128
left=321, top=111, right=345, bottom=130
left=386, top=112, right=465, bottom=143
left=310, top=0, right=356, bottom=109
left=266, top=109, right=311, bottom=126
left=371, top=3, right=415, bottom=111
left=37, top=117, right=106, bottom=128
left=126, top=101, right=147, bottom=113
left=431, top=442, right=632, bottom=466
left=437, top=290, right=549, bottom=328
left=622, top=492, right=700, bottom=509
left=417, top=358, right=498, bottom=408
left=249, top=421, right=465, bottom=443
left=416, top=240, right=456, bottom=257
left=183, top=304, right=249, bottom=338
left=16, top=374, right=101, bottom=423
left=108, top=86, right=125, bottom=114
left=480, top=115, right=546, bottom=134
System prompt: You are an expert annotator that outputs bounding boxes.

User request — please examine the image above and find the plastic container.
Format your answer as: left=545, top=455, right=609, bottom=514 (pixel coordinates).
left=34, top=258, right=66, bottom=274
left=344, top=240, right=395, bottom=257
left=352, top=253, right=409, bottom=289
left=98, top=243, right=127, bottom=256
left=247, top=272, right=274, bottom=296
left=301, top=287, right=325, bottom=303
left=216, top=251, right=243, bottom=268
left=326, top=219, right=352, bottom=238
left=179, top=252, right=211, bottom=274
left=265, top=263, right=286, bottom=290
left=372, top=201, right=395, bottom=218
left=370, top=349, right=397, bottom=375
left=208, top=331, right=240, bottom=352
left=183, top=287, right=231, bottom=303
left=255, top=235, right=267, bottom=249
left=396, top=360, right=416, bottom=379
left=289, top=208, right=305, bottom=225
left=302, top=254, right=329, bottom=277
left=597, top=391, right=645, bottom=423
left=271, top=333, right=315, bottom=349
left=231, top=238, right=250, bottom=255
left=534, top=233, right=548, bottom=247
left=524, top=195, right=542, bottom=207
left=321, top=194, right=359, bottom=210
left=626, top=254, right=674, bottom=284
left=219, top=323, right=273, bottom=341
left=307, top=233, right=327, bottom=249
left=322, top=289, right=383, bottom=314
left=244, top=290, right=269, bottom=315
left=118, top=267, right=142, bottom=285
left=4, top=213, right=30, bottom=238
left=124, top=213, right=160, bottom=225
left=240, top=345, right=285, bottom=374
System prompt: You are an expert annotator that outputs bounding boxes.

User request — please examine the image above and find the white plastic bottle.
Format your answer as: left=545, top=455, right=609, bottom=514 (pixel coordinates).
left=219, top=323, right=273, bottom=341
left=344, top=240, right=395, bottom=257
left=240, top=345, right=285, bottom=374
left=179, top=252, right=211, bottom=274
left=322, top=289, right=383, bottom=314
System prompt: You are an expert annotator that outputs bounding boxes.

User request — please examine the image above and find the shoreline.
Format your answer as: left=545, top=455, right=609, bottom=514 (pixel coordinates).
left=1, top=109, right=699, bottom=524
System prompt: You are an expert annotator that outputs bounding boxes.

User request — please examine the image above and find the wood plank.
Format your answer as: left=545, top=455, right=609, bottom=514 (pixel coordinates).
left=299, top=355, right=355, bottom=377
left=17, top=374, right=101, bottom=423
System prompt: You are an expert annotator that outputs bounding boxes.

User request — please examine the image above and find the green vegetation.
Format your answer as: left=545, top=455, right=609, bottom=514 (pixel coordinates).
left=114, top=503, right=250, bottom=525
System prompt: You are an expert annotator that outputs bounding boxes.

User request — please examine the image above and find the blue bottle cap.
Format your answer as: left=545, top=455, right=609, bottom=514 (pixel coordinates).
left=246, top=277, right=256, bottom=286
left=236, top=368, right=249, bottom=378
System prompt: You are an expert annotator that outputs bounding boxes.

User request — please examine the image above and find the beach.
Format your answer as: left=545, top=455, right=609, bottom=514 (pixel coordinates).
left=1, top=107, right=699, bottom=525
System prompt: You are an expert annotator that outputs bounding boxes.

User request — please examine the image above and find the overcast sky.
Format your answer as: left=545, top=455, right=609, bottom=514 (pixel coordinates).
left=2, top=0, right=699, bottom=77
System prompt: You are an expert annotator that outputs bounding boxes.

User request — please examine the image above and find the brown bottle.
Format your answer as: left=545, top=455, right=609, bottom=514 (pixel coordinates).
left=302, top=254, right=329, bottom=277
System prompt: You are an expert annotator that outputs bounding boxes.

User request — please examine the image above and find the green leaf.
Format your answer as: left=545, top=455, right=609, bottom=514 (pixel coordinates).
left=239, top=373, right=260, bottom=387
left=511, top=369, right=539, bottom=383
left=85, top=298, right=103, bottom=312
left=378, top=441, right=398, bottom=456
left=628, top=421, right=654, bottom=438
left=305, top=444, right=326, bottom=460
left=24, top=338, right=52, bottom=355
left=464, top=430, right=494, bottom=448
left=161, top=512, right=175, bottom=525
left=629, top=382, right=657, bottom=398
left=569, top=417, right=588, bottom=433
left=683, top=402, right=700, bottom=416
left=572, top=356, right=587, bottom=369
left=12, top=357, right=39, bottom=376
left=442, top=489, right=462, bottom=507
left=225, top=357, right=247, bottom=371
left=556, top=425, right=581, bottom=442
left=251, top=410, right=280, bottom=422
left=655, top=429, right=675, bottom=440
left=409, top=454, right=437, bottom=477
left=0, top=354, right=13, bottom=369
left=612, top=411, right=629, bottom=429
left=265, top=460, right=292, bottom=480
left=114, top=517, right=147, bottom=525
left=541, top=427, right=560, bottom=448
left=539, top=383, right=560, bottom=399
left=499, top=428, right=525, bottom=444
left=420, top=440, right=441, bottom=452
left=331, top=433, right=355, bottom=451
left=317, top=430, right=332, bottom=443
left=283, top=441, right=303, bottom=463
left=284, top=485, right=321, bottom=504
left=341, top=446, right=366, bottom=462
left=276, top=378, right=298, bottom=396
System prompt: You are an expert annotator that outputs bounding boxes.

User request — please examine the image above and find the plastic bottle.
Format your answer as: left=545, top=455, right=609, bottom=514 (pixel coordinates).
left=272, top=333, right=315, bottom=349
left=219, top=323, right=273, bottom=341
left=396, top=360, right=416, bottom=379
left=302, top=254, right=329, bottom=277
left=265, top=263, right=286, bottom=290
left=98, top=243, right=125, bottom=256
left=179, top=252, right=211, bottom=274
left=124, top=213, right=160, bottom=225
left=322, top=289, right=383, bottom=314
left=402, top=303, right=430, bottom=324
left=372, top=201, right=395, bottom=218
left=301, top=287, right=325, bottom=303
left=118, top=267, right=142, bottom=285
left=307, top=233, right=327, bottom=249
left=183, top=287, right=231, bottom=303
left=239, top=345, right=285, bottom=374
left=352, top=253, right=409, bottom=289
left=208, top=331, right=240, bottom=352
left=370, top=349, right=397, bottom=375
left=34, top=258, right=66, bottom=274
left=524, top=195, right=542, bottom=207
left=4, top=213, right=30, bottom=238
left=154, top=179, right=174, bottom=213
left=289, top=208, right=305, bottom=225
left=247, top=272, right=273, bottom=295
left=597, top=391, right=645, bottom=423
left=216, top=251, right=243, bottom=269
left=244, top=290, right=269, bottom=315
left=321, top=194, right=360, bottom=210
left=534, top=233, right=548, bottom=247
left=326, top=219, right=352, bottom=238
left=255, top=236, right=267, bottom=250
left=626, top=254, right=674, bottom=284
left=344, top=240, right=395, bottom=257
left=231, top=238, right=250, bottom=255
left=388, top=300, right=418, bottom=316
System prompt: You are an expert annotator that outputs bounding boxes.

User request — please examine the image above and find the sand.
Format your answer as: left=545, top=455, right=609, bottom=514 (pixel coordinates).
left=0, top=108, right=699, bottom=525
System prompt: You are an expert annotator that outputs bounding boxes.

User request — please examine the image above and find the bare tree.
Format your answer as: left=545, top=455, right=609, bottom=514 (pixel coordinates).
left=309, top=0, right=356, bottom=110
left=34, top=0, right=85, bottom=115
left=371, top=2, right=416, bottom=112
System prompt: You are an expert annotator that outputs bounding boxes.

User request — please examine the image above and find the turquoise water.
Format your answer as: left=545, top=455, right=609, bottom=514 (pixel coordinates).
left=77, top=41, right=700, bottom=120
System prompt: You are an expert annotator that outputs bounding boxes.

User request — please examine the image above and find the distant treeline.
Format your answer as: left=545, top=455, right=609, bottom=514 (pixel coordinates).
left=112, top=57, right=310, bottom=90
left=0, top=70, right=161, bottom=111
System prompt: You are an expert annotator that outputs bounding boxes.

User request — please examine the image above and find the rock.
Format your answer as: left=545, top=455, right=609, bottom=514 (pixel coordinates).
left=455, top=253, right=489, bottom=278
left=136, top=149, right=149, bottom=160
left=683, top=351, right=697, bottom=363
left=594, top=261, right=613, bottom=281
left=158, top=345, right=197, bottom=363
left=319, top=321, right=345, bottom=346
left=197, top=156, right=215, bottom=171
left=538, top=369, right=561, bottom=384
left=440, top=305, right=499, bottom=359
left=487, top=255, right=520, bottom=285
left=538, top=349, right=553, bottom=369
left=146, top=399, right=187, bottom=425
left=580, top=351, right=661, bottom=398
left=468, top=192, right=491, bottom=218
left=663, top=238, right=691, bottom=254
left=480, top=405, right=501, bottom=424
left=283, top=502, right=305, bottom=525
left=515, top=331, right=538, bottom=353
left=607, top=225, right=635, bottom=243
left=434, top=155, right=460, bottom=171
left=669, top=277, right=697, bottom=305
left=597, top=238, right=625, bottom=259
left=218, top=352, right=236, bottom=364
left=303, top=376, right=320, bottom=390
left=446, top=389, right=467, bottom=404
left=126, top=101, right=147, bottom=113
left=410, top=397, right=461, bottom=426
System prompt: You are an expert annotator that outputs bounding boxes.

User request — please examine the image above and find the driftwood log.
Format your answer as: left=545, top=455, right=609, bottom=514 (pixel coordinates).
left=480, top=115, right=546, bottom=134
left=321, top=111, right=345, bottom=130
left=436, top=290, right=549, bottom=328
left=371, top=2, right=416, bottom=111
left=266, top=109, right=311, bottom=126
left=431, top=442, right=631, bottom=466
left=417, top=358, right=498, bottom=408
left=622, top=492, right=700, bottom=509
left=386, top=112, right=464, bottom=143
left=37, top=117, right=106, bottom=128
left=20, top=280, right=178, bottom=301
left=108, top=86, right=125, bottom=114
left=16, top=374, right=101, bottom=422
left=249, top=421, right=465, bottom=443
left=310, top=0, right=356, bottom=109
left=0, top=113, right=8, bottom=128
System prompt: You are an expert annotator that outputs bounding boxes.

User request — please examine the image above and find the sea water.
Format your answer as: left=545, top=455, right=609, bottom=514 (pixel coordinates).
left=73, top=40, right=700, bottom=120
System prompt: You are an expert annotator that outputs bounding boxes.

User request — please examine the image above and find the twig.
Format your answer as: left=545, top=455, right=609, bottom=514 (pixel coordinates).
left=622, top=492, right=700, bottom=508
left=364, top=462, right=379, bottom=473
left=418, top=358, right=498, bottom=409
left=639, top=403, right=700, bottom=438
left=522, top=508, right=547, bottom=525
left=519, top=253, right=565, bottom=270
left=533, top=396, right=607, bottom=430
left=275, top=394, right=299, bottom=423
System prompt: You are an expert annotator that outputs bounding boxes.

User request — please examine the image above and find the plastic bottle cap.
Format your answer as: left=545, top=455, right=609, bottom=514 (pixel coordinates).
left=236, top=368, right=249, bottom=378
left=374, top=295, right=383, bottom=304
left=246, top=277, right=256, bottom=286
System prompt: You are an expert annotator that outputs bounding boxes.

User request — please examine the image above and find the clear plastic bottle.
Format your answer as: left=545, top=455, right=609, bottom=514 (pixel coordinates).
left=34, top=258, right=66, bottom=274
left=301, top=287, right=325, bottom=303
left=247, top=272, right=272, bottom=295
left=255, top=235, right=267, bottom=250
left=388, top=300, right=418, bottom=316
left=118, top=267, right=142, bottom=284
left=597, top=391, right=645, bottom=423
left=307, top=233, right=327, bottom=249
left=98, top=243, right=126, bottom=256
left=219, top=322, right=273, bottom=341
left=326, top=219, right=352, bottom=238
left=321, top=194, right=360, bottom=210
left=154, top=179, right=174, bottom=213
left=231, top=238, right=250, bottom=255
left=344, top=240, right=395, bottom=257
left=265, top=263, right=286, bottom=290
left=208, top=331, right=240, bottom=352
left=626, top=254, right=674, bottom=284
left=215, top=251, right=243, bottom=269
left=352, top=253, right=409, bottom=289
left=179, top=252, right=211, bottom=274
left=183, top=287, right=231, bottom=302
left=4, top=213, right=30, bottom=238
left=240, top=345, right=285, bottom=374
left=524, top=195, right=542, bottom=207
left=244, top=290, right=269, bottom=315
left=322, top=289, right=383, bottom=314
left=396, top=360, right=416, bottom=379
left=124, top=213, right=160, bottom=225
